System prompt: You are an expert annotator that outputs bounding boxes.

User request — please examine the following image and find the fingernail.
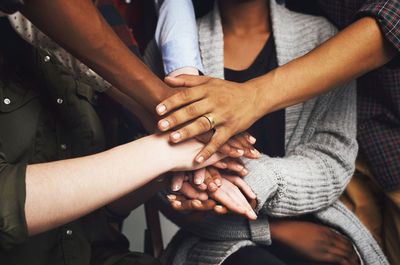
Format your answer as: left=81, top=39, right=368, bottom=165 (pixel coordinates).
left=215, top=205, right=224, bottom=211
left=196, top=156, right=204, bottom=163
left=237, top=149, right=244, bottom=155
left=172, top=200, right=181, bottom=207
left=242, top=168, right=248, bottom=175
left=209, top=183, right=217, bottom=190
left=220, top=162, right=227, bottom=168
left=172, top=132, right=181, bottom=141
left=235, top=164, right=244, bottom=171
left=214, top=178, right=222, bottom=186
left=248, top=210, right=257, bottom=219
left=194, top=178, right=202, bottom=185
left=192, top=200, right=202, bottom=208
left=250, top=149, right=260, bottom=156
left=199, top=183, right=207, bottom=190
left=159, top=120, right=169, bottom=129
left=167, top=194, right=176, bottom=200
left=172, top=184, right=180, bottom=191
left=157, top=104, right=166, bottom=114
left=248, top=135, right=256, bottom=144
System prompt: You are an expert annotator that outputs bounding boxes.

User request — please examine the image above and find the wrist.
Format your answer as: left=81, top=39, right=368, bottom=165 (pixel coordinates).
left=243, top=75, right=275, bottom=119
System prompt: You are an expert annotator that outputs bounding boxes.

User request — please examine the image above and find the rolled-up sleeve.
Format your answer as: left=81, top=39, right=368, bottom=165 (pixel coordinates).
left=0, top=0, right=24, bottom=14
left=356, top=0, right=400, bottom=53
left=0, top=151, right=28, bottom=250
left=154, top=0, right=204, bottom=75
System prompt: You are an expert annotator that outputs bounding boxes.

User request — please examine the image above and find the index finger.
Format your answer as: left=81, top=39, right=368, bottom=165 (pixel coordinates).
left=196, top=128, right=233, bottom=163
left=156, top=86, right=205, bottom=116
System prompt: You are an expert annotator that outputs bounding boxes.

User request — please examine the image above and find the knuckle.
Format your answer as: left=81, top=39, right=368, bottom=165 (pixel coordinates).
left=179, top=128, right=189, bottom=138
left=186, top=104, right=198, bottom=116
left=207, top=144, right=219, bottom=155
left=181, top=88, right=192, bottom=101
left=168, top=115, right=178, bottom=126
left=202, top=149, right=212, bottom=159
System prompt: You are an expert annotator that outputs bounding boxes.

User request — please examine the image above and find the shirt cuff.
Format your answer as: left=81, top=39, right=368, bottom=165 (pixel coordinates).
left=355, top=1, right=400, bottom=53
left=242, top=156, right=279, bottom=213
left=161, top=38, right=204, bottom=75
left=0, top=161, right=28, bottom=250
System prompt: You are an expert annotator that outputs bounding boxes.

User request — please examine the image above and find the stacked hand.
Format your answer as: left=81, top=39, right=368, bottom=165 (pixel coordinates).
left=156, top=75, right=265, bottom=163
left=167, top=168, right=258, bottom=221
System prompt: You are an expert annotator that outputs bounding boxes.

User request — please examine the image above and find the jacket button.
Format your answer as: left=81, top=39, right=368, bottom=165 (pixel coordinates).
left=60, top=144, right=67, bottom=150
left=44, top=55, right=51, bottom=63
left=57, top=98, right=63, bottom=104
left=66, top=230, right=72, bottom=236
left=3, top=98, right=11, bottom=105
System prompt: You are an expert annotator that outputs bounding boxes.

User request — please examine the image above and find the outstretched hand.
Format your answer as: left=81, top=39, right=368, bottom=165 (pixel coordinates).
left=156, top=75, right=264, bottom=163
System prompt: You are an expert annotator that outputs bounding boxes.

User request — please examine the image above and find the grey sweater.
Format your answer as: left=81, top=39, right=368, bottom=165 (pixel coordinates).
left=144, top=1, right=388, bottom=264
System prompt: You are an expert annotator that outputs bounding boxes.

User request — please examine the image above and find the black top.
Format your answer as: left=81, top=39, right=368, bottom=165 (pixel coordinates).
left=224, top=35, right=285, bottom=157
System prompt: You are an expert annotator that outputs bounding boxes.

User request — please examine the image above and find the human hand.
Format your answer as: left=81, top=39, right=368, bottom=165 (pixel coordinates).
left=210, top=176, right=257, bottom=220
left=171, top=168, right=222, bottom=195
left=166, top=194, right=226, bottom=222
left=156, top=75, right=264, bottom=163
left=167, top=174, right=257, bottom=220
left=270, top=220, right=359, bottom=265
left=171, top=157, right=248, bottom=193
left=196, top=132, right=260, bottom=160
left=165, top=133, right=227, bottom=172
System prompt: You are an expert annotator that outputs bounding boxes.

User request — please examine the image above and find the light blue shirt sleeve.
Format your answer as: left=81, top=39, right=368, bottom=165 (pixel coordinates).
left=154, top=0, right=204, bottom=75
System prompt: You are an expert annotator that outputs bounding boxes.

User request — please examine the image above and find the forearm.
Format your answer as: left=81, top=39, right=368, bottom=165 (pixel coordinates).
left=24, top=135, right=173, bottom=235
left=106, top=87, right=157, bottom=133
left=250, top=17, right=397, bottom=115
left=107, top=176, right=169, bottom=217
left=21, top=0, right=174, bottom=113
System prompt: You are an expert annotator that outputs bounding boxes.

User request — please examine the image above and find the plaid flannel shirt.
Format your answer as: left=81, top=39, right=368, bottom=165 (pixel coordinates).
left=315, top=0, right=400, bottom=191
left=287, top=0, right=400, bottom=190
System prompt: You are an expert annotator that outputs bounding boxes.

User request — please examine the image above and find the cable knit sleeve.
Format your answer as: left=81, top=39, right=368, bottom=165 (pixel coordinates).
left=243, top=80, right=357, bottom=216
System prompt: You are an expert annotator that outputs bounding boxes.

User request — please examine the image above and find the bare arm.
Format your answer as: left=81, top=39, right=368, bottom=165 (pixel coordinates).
left=20, top=0, right=175, bottom=114
left=24, top=134, right=223, bottom=236
left=250, top=17, right=397, bottom=114
left=157, top=17, right=397, bottom=162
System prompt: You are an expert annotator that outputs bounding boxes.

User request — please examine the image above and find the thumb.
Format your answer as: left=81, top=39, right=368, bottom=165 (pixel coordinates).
left=165, top=74, right=210, bottom=88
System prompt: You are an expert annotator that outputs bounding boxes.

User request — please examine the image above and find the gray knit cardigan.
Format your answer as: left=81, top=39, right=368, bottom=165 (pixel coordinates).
left=144, top=1, right=388, bottom=264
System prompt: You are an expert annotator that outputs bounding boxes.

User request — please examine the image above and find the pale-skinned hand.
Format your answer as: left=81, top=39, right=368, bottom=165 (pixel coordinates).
left=167, top=174, right=257, bottom=220
left=156, top=75, right=264, bottom=163
left=170, top=157, right=248, bottom=194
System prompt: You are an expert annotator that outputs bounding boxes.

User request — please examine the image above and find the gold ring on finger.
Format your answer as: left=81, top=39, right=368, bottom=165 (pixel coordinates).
left=202, top=114, right=216, bottom=130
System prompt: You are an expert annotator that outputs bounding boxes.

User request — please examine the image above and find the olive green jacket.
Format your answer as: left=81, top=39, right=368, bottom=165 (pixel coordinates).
left=0, top=48, right=157, bottom=265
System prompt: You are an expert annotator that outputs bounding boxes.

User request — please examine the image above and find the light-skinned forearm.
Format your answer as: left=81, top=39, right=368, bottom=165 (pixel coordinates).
left=21, top=0, right=175, bottom=114
left=24, top=134, right=213, bottom=236
left=249, top=17, right=397, bottom=116
left=106, top=177, right=169, bottom=217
